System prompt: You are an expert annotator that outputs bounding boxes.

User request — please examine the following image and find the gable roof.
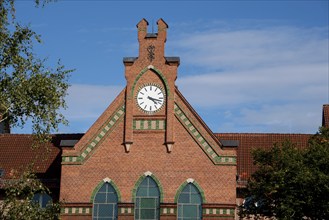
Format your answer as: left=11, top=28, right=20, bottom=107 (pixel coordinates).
left=175, top=88, right=236, bottom=164
left=62, top=86, right=237, bottom=165
left=0, top=133, right=83, bottom=186
left=215, top=133, right=311, bottom=187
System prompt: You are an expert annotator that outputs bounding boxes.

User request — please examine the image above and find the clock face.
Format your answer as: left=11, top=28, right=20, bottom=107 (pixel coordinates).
left=136, top=84, right=165, bottom=113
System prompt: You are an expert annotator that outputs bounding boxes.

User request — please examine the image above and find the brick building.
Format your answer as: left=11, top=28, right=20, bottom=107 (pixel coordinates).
left=0, top=19, right=328, bottom=220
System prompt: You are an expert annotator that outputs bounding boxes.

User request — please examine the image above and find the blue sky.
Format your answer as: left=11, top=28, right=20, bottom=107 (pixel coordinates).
left=13, top=0, right=328, bottom=134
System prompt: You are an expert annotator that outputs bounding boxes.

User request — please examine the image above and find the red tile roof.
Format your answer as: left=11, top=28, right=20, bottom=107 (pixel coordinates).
left=0, top=134, right=83, bottom=187
left=2, top=103, right=327, bottom=189
left=215, top=133, right=311, bottom=186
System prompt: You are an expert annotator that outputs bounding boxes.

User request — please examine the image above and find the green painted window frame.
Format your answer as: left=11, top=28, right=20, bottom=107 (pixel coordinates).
left=177, top=183, right=202, bottom=220
left=93, top=182, right=118, bottom=220
left=135, top=176, right=160, bottom=220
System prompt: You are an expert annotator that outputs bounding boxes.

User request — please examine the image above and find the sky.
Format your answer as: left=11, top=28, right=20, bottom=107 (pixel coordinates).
left=12, top=0, right=329, bottom=134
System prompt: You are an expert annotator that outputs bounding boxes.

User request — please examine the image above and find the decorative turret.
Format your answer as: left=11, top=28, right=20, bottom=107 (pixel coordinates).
left=123, top=18, right=179, bottom=152
left=132, top=18, right=171, bottom=65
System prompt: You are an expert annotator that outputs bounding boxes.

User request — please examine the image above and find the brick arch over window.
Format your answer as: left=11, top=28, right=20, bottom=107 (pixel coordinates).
left=133, top=172, right=164, bottom=220
left=91, top=178, right=121, bottom=220
left=174, top=179, right=206, bottom=203
left=90, top=178, right=122, bottom=203
left=132, top=171, right=164, bottom=202
left=131, top=65, right=170, bottom=98
left=175, top=179, right=205, bottom=220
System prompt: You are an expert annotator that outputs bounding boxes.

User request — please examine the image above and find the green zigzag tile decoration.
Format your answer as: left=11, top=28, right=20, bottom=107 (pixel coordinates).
left=62, top=105, right=125, bottom=164
left=174, top=104, right=236, bottom=165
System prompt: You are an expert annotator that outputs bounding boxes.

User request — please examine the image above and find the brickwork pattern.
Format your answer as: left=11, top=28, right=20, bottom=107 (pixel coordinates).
left=60, top=18, right=236, bottom=219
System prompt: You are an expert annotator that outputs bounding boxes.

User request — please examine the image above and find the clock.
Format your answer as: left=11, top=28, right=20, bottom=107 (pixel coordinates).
left=136, top=84, right=165, bottom=113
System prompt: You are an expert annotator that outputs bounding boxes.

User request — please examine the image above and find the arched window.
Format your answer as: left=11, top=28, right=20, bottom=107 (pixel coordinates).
left=177, top=183, right=202, bottom=220
left=93, top=182, right=118, bottom=220
left=135, top=176, right=160, bottom=220
left=32, top=193, right=52, bottom=208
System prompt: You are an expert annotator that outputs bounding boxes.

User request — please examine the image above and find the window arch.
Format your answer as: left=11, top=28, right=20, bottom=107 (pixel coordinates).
left=93, top=182, right=118, bottom=220
left=32, top=193, right=52, bottom=208
left=177, top=183, right=203, bottom=220
left=135, top=176, right=160, bottom=220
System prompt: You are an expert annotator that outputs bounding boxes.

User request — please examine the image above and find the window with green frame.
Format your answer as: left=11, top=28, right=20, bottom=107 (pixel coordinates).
left=135, top=176, right=160, bottom=220
left=93, top=182, right=118, bottom=220
left=177, top=183, right=202, bottom=220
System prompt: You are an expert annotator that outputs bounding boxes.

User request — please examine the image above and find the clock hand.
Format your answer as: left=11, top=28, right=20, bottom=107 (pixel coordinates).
left=147, top=96, right=162, bottom=104
left=147, top=96, right=157, bottom=104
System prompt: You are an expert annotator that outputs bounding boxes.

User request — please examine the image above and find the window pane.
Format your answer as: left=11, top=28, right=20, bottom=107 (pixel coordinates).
left=148, top=187, right=159, bottom=197
left=107, top=193, right=118, bottom=203
left=183, top=205, right=198, bottom=218
left=147, top=179, right=157, bottom=187
left=32, top=193, right=52, bottom=208
left=177, top=183, right=202, bottom=220
left=189, top=185, right=199, bottom=194
left=95, top=193, right=106, bottom=203
left=178, top=205, right=184, bottom=217
left=41, top=194, right=52, bottom=208
left=181, top=184, right=191, bottom=193
left=135, top=176, right=160, bottom=220
left=178, top=194, right=190, bottom=203
left=141, top=198, right=156, bottom=209
left=140, top=178, right=149, bottom=186
left=190, top=194, right=202, bottom=204
left=93, top=182, right=118, bottom=220
left=141, top=209, right=155, bottom=218
left=98, top=184, right=107, bottom=193
left=98, top=204, right=112, bottom=217
left=94, top=204, right=99, bottom=216
left=137, top=187, right=148, bottom=196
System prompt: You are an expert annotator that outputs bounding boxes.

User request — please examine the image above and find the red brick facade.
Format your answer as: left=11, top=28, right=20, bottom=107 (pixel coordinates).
left=60, top=19, right=236, bottom=219
left=1, top=19, right=328, bottom=220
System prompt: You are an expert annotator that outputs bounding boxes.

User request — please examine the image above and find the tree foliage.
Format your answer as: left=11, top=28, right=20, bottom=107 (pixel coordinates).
left=239, top=127, right=329, bottom=219
left=0, top=0, right=72, bottom=140
left=0, top=170, right=60, bottom=220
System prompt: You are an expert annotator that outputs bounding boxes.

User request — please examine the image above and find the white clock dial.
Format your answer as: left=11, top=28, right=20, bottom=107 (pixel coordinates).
left=136, top=85, right=165, bottom=113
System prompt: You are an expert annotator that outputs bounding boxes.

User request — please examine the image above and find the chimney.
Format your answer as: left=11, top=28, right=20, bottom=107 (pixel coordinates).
left=0, top=110, right=10, bottom=134
left=322, top=104, right=329, bottom=128
left=0, top=119, right=10, bottom=134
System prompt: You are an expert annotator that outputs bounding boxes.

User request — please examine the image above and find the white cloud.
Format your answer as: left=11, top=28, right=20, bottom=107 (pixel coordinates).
left=218, top=103, right=323, bottom=133
left=174, top=24, right=328, bottom=133
left=177, top=63, right=327, bottom=107
left=63, top=84, right=123, bottom=120
left=173, top=26, right=328, bottom=70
